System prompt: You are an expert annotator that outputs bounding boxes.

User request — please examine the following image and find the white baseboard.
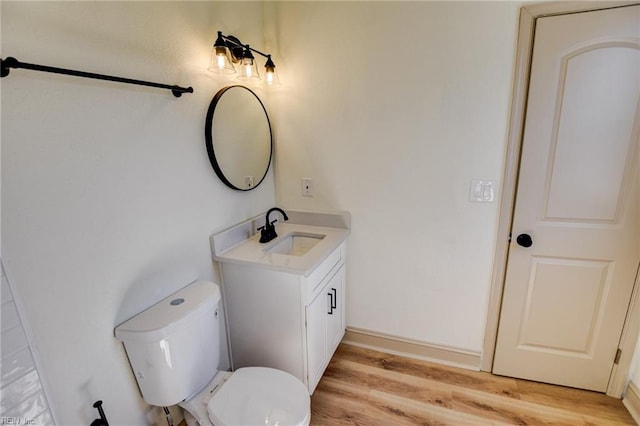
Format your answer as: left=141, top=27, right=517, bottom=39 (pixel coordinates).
left=342, top=327, right=482, bottom=371
left=623, top=381, right=640, bottom=424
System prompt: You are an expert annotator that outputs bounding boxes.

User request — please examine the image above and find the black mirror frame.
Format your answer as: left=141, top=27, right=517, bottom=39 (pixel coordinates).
left=204, top=85, right=273, bottom=191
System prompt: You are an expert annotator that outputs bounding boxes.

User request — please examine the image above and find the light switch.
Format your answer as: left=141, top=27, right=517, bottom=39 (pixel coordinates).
left=469, top=179, right=496, bottom=202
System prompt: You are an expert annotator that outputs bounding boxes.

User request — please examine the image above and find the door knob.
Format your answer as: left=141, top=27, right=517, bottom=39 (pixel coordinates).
left=516, top=233, right=533, bottom=248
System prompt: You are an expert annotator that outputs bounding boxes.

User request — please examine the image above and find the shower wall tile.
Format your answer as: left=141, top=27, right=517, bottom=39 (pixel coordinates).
left=2, top=301, right=21, bottom=332
left=1, top=347, right=36, bottom=387
left=2, top=390, right=48, bottom=419
left=1, top=262, right=55, bottom=423
left=1, top=326, right=28, bottom=359
left=0, top=369, right=42, bottom=413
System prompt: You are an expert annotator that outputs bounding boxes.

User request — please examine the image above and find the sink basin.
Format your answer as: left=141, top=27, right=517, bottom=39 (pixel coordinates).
left=211, top=211, right=350, bottom=274
left=266, top=232, right=325, bottom=256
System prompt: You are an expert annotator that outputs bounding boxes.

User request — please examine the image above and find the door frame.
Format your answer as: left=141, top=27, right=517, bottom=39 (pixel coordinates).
left=482, top=1, right=640, bottom=398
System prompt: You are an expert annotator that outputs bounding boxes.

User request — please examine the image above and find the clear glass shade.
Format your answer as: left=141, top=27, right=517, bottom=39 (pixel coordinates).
left=264, top=65, right=280, bottom=86
left=209, top=46, right=235, bottom=74
left=238, top=57, right=261, bottom=81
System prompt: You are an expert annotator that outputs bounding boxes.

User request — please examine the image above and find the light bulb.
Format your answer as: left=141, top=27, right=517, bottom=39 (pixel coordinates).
left=216, top=54, right=227, bottom=70
left=263, top=56, right=279, bottom=86
left=209, top=44, right=235, bottom=74
left=238, top=56, right=260, bottom=81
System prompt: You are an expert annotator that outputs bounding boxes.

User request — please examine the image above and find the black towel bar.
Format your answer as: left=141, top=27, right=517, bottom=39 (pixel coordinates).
left=1, top=56, right=193, bottom=98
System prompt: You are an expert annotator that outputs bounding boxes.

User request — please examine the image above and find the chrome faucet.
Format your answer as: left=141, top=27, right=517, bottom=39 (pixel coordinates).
left=259, top=207, right=289, bottom=243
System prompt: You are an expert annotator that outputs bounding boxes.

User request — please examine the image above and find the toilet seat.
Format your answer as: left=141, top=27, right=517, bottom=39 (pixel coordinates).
left=208, top=367, right=310, bottom=426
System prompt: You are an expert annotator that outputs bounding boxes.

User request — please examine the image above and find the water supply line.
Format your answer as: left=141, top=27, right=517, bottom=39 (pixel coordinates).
left=163, top=406, right=174, bottom=426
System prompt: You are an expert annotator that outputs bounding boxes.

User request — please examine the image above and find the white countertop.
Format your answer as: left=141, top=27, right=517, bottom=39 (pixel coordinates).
left=210, top=210, right=350, bottom=276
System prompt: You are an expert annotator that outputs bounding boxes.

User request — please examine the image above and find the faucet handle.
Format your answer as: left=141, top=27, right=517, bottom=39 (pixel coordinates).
left=259, top=224, right=276, bottom=243
left=257, top=219, right=277, bottom=233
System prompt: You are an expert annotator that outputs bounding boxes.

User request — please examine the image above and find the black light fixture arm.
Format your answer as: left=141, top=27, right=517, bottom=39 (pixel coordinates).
left=0, top=56, right=193, bottom=97
left=218, top=32, right=271, bottom=60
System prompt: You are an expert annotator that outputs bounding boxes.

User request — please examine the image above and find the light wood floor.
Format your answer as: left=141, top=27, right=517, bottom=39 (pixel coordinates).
left=311, top=344, right=635, bottom=425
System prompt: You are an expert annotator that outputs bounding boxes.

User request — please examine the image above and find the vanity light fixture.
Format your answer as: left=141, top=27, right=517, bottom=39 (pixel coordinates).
left=209, top=31, right=280, bottom=85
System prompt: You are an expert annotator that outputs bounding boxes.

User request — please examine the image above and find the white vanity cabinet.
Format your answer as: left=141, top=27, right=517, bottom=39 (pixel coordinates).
left=220, top=242, right=346, bottom=394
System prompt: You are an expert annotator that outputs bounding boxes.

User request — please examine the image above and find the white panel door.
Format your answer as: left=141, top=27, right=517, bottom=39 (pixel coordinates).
left=493, top=5, right=640, bottom=392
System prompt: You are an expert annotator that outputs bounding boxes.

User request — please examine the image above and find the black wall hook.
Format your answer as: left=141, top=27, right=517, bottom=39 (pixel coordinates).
left=1, top=56, right=193, bottom=97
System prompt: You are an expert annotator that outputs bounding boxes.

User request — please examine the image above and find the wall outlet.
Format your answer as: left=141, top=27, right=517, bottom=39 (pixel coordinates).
left=302, top=178, right=313, bottom=197
left=245, top=176, right=255, bottom=189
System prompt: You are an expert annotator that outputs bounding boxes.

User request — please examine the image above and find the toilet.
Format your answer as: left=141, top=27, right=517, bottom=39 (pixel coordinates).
left=115, top=280, right=311, bottom=426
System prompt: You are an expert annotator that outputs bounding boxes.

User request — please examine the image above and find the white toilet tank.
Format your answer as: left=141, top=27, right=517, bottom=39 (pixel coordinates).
left=115, top=280, right=221, bottom=407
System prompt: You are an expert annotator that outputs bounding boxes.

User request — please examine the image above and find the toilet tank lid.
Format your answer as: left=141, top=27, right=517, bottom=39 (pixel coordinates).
left=115, top=280, right=221, bottom=343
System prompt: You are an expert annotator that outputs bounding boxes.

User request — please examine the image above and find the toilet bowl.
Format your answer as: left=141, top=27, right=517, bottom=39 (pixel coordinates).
left=115, top=280, right=310, bottom=426
left=180, top=367, right=310, bottom=426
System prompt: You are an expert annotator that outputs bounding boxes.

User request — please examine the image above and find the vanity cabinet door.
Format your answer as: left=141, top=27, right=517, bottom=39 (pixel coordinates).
left=306, top=284, right=328, bottom=392
left=306, top=264, right=346, bottom=393
left=326, top=265, right=345, bottom=356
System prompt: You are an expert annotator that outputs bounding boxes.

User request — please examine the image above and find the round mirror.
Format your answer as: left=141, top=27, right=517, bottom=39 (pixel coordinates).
left=205, top=85, right=273, bottom=191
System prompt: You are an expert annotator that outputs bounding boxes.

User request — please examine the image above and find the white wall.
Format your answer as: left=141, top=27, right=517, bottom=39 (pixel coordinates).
left=1, top=2, right=274, bottom=424
left=267, top=2, right=520, bottom=353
